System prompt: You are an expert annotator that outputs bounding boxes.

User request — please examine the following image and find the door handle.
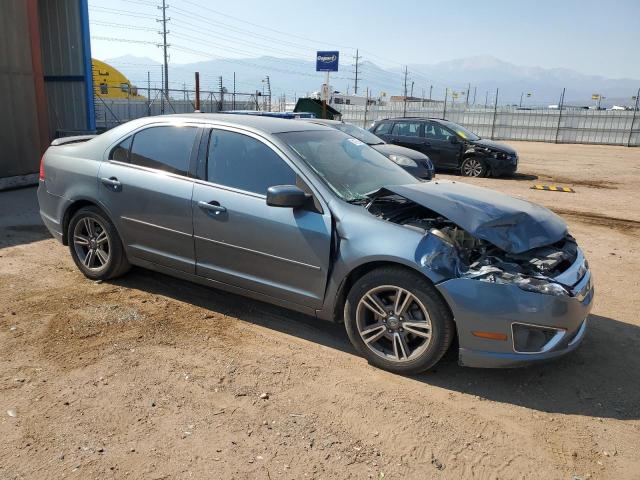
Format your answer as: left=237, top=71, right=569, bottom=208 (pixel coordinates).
left=100, top=177, right=121, bottom=190
left=198, top=200, right=227, bottom=215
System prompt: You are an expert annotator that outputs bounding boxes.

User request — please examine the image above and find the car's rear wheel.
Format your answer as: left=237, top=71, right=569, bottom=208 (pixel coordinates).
left=68, top=206, right=130, bottom=280
left=460, top=157, right=487, bottom=177
left=344, top=267, right=455, bottom=374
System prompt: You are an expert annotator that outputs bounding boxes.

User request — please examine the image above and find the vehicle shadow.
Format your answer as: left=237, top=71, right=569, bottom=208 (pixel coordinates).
left=113, top=269, right=638, bottom=421
left=499, top=172, right=539, bottom=181
left=0, top=225, right=51, bottom=250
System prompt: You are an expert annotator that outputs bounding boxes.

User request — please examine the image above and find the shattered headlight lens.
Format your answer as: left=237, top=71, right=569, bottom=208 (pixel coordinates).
left=512, top=276, right=569, bottom=297
left=388, top=154, right=418, bottom=167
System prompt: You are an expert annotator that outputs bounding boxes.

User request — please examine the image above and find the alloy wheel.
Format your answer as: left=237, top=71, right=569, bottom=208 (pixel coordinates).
left=72, top=217, right=111, bottom=271
left=462, top=158, right=484, bottom=177
left=355, top=285, right=433, bottom=363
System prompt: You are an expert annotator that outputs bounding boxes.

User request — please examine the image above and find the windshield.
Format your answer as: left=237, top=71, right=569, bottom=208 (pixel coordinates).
left=332, top=122, right=384, bottom=145
left=276, top=130, right=419, bottom=202
left=442, top=121, right=481, bottom=141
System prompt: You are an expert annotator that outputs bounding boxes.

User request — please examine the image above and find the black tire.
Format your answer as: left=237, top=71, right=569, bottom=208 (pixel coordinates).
left=344, top=266, right=455, bottom=374
left=68, top=206, right=130, bottom=280
left=460, top=157, right=488, bottom=177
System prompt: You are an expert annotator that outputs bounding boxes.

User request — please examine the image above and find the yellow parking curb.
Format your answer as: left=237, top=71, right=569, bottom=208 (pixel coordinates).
left=531, top=184, right=575, bottom=193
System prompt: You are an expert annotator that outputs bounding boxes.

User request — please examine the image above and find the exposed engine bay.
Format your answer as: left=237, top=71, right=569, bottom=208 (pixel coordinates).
left=367, top=194, right=579, bottom=295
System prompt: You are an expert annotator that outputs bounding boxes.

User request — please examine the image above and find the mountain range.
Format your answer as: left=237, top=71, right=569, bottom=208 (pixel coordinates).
left=104, top=54, right=639, bottom=107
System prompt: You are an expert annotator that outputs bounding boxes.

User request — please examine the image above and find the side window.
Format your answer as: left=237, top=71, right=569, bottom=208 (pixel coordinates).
left=109, top=136, right=132, bottom=162
left=129, top=126, right=198, bottom=176
left=207, top=129, right=297, bottom=195
left=391, top=122, right=421, bottom=137
left=425, top=122, right=454, bottom=141
left=374, top=122, right=393, bottom=135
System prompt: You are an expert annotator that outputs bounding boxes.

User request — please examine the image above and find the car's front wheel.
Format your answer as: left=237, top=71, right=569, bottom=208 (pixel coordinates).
left=344, top=266, right=455, bottom=374
left=460, top=157, right=487, bottom=177
left=68, top=206, right=130, bottom=280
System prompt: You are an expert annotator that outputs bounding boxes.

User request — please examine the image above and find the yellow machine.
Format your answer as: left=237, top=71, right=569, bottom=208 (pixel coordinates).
left=92, top=58, right=145, bottom=99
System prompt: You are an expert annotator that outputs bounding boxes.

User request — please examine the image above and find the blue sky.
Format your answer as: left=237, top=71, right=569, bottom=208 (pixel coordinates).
left=89, top=0, right=640, bottom=79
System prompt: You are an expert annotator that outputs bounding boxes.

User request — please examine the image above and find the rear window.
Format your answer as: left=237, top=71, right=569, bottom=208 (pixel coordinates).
left=129, top=126, right=198, bottom=176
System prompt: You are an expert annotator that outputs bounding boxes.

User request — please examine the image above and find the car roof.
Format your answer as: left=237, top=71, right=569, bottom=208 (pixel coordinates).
left=132, top=113, right=334, bottom=134
left=296, top=118, right=343, bottom=126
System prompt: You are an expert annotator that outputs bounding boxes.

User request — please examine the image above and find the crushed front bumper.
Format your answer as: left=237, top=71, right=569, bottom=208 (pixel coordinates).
left=436, top=253, right=594, bottom=368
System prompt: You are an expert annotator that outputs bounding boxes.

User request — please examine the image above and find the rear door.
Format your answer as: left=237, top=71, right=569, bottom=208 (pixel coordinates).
left=98, top=124, right=200, bottom=273
left=422, top=121, right=463, bottom=169
left=389, top=121, right=426, bottom=153
left=192, top=127, right=332, bottom=308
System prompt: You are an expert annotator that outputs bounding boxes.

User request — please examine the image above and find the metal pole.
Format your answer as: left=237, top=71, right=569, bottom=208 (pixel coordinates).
left=442, top=89, right=448, bottom=120
left=429, top=85, right=432, bottom=101
left=402, top=66, right=408, bottom=117
left=519, top=92, right=523, bottom=108
left=465, top=82, right=470, bottom=106
left=472, top=86, right=476, bottom=105
left=194, top=72, right=200, bottom=112
left=484, top=91, right=488, bottom=108
left=555, top=88, right=565, bottom=144
left=158, top=0, right=170, bottom=98
left=627, top=87, right=640, bottom=147
left=233, top=72, right=236, bottom=110
left=322, top=71, right=329, bottom=119
left=354, top=49, right=360, bottom=94
left=363, top=87, right=369, bottom=128
left=490, top=88, right=499, bottom=140
left=147, top=71, right=151, bottom=116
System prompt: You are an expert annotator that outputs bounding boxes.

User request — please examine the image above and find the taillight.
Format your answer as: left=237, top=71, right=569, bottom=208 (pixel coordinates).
left=39, top=154, right=45, bottom=181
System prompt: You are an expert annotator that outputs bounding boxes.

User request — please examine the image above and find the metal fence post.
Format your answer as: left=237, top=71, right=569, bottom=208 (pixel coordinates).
left=490, top=88, right=499, bottom=140
left=555, top=87, right=566, bottom=144
left=363, top=87, right=369, bottom=128
left=628, top=87, right=640, bottom=147
left=442, top=89, right=448, bottom=120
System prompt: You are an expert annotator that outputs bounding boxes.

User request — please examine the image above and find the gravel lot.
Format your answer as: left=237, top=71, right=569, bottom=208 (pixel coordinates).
left=1, top=141, right=639, bottom=479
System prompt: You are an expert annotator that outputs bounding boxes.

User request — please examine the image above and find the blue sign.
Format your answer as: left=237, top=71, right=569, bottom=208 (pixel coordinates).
left=316, top=51, right=339, bottom=72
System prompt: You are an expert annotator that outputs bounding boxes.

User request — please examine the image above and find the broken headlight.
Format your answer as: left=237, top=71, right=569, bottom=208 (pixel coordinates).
left=513, top=276, right=569, bottom=297
left=387, top=154, right=418, bottom=167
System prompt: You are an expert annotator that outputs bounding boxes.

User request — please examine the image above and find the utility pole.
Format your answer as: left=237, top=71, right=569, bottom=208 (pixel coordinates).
left=402, top=66, right=408, bottom=117
left=484, top=91, right=488, bottom=108
left=265, top=75, right=272, bottom=112
left=472, top=86, right=476, bottom=105
left=157, top=0, right=170, bottom=99
left=429, top=85, right=432, bottom=101
left=410, top=81, right=414, bottom=98
left=353, top=49, right=361, bottom=94
left=465, top=82, right=470, bottom=106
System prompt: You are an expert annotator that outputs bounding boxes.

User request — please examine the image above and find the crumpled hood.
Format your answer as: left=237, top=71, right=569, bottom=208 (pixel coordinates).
left=472, top=138, right=516, bottom=155
left=372, top=144, right=430, bottom=161
left=384, top=181, right=567, bottom=254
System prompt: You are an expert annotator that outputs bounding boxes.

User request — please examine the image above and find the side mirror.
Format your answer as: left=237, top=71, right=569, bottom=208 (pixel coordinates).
left=449, top=135, right=459, bottom=144
left=266, top=185, right=310, bottom=208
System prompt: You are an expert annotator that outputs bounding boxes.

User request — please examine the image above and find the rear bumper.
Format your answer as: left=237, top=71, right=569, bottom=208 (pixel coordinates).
left=37, top=182, right=64, bottom=243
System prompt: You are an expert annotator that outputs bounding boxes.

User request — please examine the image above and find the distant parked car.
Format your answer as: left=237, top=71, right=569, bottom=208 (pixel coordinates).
left=369, top=118, right=518, bottom=177
left=300, top=119, right=434, bottom=179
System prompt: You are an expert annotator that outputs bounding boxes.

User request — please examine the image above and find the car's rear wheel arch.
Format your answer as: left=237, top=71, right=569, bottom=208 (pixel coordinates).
left=62, top=200, right=119, bottom=246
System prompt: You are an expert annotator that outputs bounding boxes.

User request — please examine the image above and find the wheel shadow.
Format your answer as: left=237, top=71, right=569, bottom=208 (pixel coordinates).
left=112, top=269, right=638, bottom=420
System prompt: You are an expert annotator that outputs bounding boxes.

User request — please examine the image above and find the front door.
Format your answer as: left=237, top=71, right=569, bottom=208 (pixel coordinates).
left=98, top=124, right=200, bottom=273
left=192, top=128, right=332, bottom=308
left=422, top=122, right=463, bottom=169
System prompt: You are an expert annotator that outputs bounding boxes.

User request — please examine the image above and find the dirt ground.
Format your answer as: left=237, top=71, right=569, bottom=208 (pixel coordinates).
left=1, top=141, right=639, bottom=480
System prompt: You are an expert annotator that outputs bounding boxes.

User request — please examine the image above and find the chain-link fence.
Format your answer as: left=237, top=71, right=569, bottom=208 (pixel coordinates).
left=335, top=101, right=640, bottom=146
left=94, top=86, right=276, bottom=131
